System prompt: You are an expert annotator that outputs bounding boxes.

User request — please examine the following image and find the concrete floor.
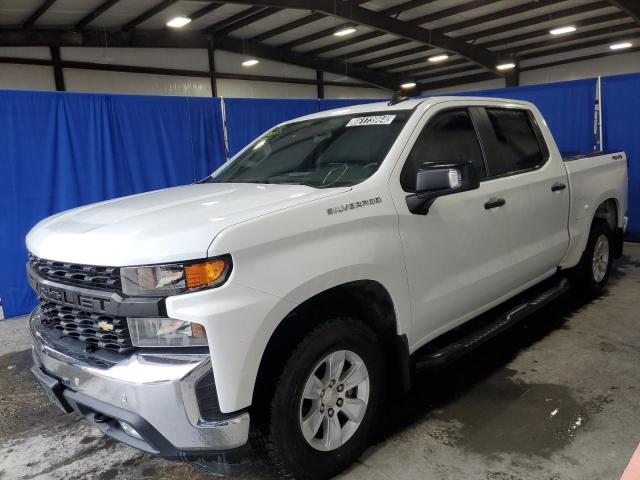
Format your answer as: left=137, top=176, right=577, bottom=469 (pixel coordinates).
left=2, top=245, right=640, bottom=480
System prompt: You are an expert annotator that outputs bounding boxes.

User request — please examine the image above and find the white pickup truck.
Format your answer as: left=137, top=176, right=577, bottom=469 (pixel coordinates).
left=27, top=96, right=627, bottom=479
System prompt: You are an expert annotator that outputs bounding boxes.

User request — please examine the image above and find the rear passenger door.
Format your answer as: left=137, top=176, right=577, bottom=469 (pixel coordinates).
left=476, top=106, right=570, bottom=290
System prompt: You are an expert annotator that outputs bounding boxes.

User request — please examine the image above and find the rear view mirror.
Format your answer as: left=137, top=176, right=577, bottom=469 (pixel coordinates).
left=406, top=161, right=479, bottom=215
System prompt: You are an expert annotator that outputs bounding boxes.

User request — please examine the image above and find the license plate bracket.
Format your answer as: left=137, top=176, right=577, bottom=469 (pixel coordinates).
left=31, top=366, right=73, bottom=414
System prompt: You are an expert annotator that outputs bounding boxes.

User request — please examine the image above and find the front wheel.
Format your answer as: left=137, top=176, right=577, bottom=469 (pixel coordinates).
left=257, top=318, right=385, bottom=480
left=572, top=218, right=614, bottom=295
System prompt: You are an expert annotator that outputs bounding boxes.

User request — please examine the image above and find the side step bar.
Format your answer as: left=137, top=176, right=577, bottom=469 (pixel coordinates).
left=414, top=277, right=570, bottom=371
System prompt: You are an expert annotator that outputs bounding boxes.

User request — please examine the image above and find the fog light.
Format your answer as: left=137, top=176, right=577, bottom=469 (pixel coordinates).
left=119, top=421, right=143, bottom=440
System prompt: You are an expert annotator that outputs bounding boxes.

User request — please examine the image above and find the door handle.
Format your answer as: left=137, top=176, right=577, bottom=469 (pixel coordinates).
left=484, top=198, right=506, bottom=210
left=551, top=182, right=567, bottom=192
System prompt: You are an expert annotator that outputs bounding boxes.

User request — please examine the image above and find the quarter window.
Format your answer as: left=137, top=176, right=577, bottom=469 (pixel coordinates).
left=400, top=109, right=484, bottom=191
left=484, top=108, right=545, bottom=176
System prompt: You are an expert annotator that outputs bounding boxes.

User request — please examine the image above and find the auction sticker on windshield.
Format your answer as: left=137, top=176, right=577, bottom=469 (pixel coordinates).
left=346, top=115, right=396, bottom=127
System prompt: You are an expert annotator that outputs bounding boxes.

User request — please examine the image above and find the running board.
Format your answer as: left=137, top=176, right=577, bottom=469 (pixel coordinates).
left=413, top=277, right=570, bottom=371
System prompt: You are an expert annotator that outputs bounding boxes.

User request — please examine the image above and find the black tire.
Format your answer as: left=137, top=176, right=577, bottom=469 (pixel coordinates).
left=255, top=317, right=385, bottom=480
left=571, top=218, right=614, bottom=295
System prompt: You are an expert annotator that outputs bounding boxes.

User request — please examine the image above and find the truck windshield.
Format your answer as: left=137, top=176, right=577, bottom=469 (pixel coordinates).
left=205, top=111, right=411, bottom=188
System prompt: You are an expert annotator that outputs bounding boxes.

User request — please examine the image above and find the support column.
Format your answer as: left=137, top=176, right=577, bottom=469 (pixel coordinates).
left=50, top=45, right=65, bottom=91
left=316, top=70, right=324, bottom=99
left=207, top=46, right=217, bottom=97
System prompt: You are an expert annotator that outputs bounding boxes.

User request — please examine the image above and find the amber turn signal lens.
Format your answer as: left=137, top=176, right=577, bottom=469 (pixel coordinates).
left=184, top=259, right=226, bottom=289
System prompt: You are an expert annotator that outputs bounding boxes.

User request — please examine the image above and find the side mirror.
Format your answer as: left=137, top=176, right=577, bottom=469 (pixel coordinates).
left=406, top=161, right=479, bottom=215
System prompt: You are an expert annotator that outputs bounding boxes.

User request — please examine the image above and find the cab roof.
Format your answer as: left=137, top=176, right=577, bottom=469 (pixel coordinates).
left=293, top=96, right=535, bottom=123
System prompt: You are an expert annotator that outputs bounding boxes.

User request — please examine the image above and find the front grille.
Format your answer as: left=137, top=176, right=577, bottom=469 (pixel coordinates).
left=39, top=301, right=135, bottom=354
left=29, top=254, right=121, bottom=291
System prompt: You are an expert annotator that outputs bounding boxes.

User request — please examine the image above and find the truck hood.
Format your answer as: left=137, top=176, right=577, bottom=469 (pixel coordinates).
left=27, top=183, right=349, bottom=266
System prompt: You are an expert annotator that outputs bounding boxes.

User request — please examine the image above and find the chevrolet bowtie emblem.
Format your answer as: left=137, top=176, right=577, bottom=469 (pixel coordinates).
left=98, top=321, right=114, bottom=332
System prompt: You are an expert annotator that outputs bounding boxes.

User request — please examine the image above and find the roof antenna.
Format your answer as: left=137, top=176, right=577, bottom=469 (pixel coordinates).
left=388, top=91, right=409, bottom=106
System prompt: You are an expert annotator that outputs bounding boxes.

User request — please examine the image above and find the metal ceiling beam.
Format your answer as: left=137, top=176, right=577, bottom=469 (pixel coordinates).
left=341, top=39, right=408, bottom=61
left=23, top=0, right=57, bottom=28
left=283, top=0, right=497, bottom=53
left=342, top=0, right=568, bottom=64
left=404, top=0, right=499, bottom=27
left=376, top=11, right=632, bottom=75
left=224, top=0, right=501, bottom=71
left=518, top=31, right=640, bottom=60
left=250, top=12, right=322, bottom=42
left=419, top=71, right=499, bottom=93
left=202, top=6, right=268, bottom=33
left=296, top=0, right=499, bottom=56
left=457, top=1, right=611, bottom=42
left=75, top=0, right=122, bottom=30
left=215, top=36, right=400, bottom=90
left=211, top=7, right=280, bottom=35
left=509, top=23, right=638, bottom=54
left=189, top=3, right=224, bottom=22
left=0, top=28, right=400, bottom=90
left=381, top=0, right=439, bottom=18
left=521, top=43, right=640, bottom=71
left=607, top=0, right=640, bottom=25
left=248, top=0, right=370, bottom=43
left=304, top=31, right=385, bottom=56
left=414, top=64, right=480, bottom=81
left=350, top=46, right=427, bottom=68
left=123, top=0, right=180, bottom=31
left=481, top=12, right=630, bottom=49
left=0, top=55, right=372, bottom=88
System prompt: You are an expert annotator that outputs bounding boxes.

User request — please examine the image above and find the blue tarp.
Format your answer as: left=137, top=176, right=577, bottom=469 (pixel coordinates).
left=601, top=72, right=640, bottom=241
left=0, top=91, right=226, bottom=318
left=451, top=78, right=597, bottom=154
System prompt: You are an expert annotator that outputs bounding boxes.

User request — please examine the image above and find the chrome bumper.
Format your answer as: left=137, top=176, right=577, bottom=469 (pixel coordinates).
left=30, top=307, right=249, bottom=455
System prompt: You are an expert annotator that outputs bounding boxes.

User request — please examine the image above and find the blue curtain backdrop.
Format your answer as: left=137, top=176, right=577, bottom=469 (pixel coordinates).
left=0, top=90, right=226, bottom=318
left=602, top=72, right=640, bottom=241
left=224, top=98, right=319, bottom=156
left=318, top=98, right=382, bottom=111
left=452, top=78, right=597, bottom=155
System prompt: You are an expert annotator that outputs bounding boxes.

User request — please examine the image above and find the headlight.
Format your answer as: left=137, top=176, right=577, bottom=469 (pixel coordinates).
left=128, top=318, right=208, bottom=347
left=120, top=255, right=231, bottom=296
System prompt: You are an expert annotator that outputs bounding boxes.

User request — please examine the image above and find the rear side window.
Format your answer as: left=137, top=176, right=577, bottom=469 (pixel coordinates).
left=484, top=108, right=544, bottom=176
left=400, top=109, right=484, bottom=191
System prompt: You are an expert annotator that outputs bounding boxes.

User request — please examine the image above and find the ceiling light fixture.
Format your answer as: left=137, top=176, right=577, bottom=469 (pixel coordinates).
left=400, top=82, right=417, bottom=90
left=242, top=58, right=259, bottom=67
left=428, top=54, right=449, bottom=63
left=166, top=16, right=192, bottom=28
left=610, top=42, right=632, bottom=50
left=549, top=25, right=576, bottom=35
left=334, top=26, right=357, bottom=37
left=497, top=62, right=516, bottom=71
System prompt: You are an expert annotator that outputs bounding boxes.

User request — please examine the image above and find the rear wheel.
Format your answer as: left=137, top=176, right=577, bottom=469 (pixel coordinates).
left=256, top=318, right=384, bottom=480
left=572, top=218, right=613, bottom=295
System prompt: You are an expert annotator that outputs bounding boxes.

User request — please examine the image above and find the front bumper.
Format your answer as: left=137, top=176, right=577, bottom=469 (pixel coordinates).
left=30, top=307, right=250, bottom=460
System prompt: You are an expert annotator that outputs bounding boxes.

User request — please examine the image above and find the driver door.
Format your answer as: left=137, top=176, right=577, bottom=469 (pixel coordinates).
left=390, top=104, right=520, bottom=347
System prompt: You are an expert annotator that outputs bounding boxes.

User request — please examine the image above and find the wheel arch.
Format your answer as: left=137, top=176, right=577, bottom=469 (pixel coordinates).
left=593, top=197, right=619, bottom=232
left=251, top=280, right=411, bottom=422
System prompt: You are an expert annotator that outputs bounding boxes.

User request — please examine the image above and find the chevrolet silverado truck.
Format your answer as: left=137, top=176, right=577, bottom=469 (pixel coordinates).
left=27, top=96, right=627, bottom=479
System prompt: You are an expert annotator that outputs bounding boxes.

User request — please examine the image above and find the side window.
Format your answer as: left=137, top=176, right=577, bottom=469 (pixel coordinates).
left=484, top=108, right=545, bottom=176
left=400, top=109, right=484, bottom=191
